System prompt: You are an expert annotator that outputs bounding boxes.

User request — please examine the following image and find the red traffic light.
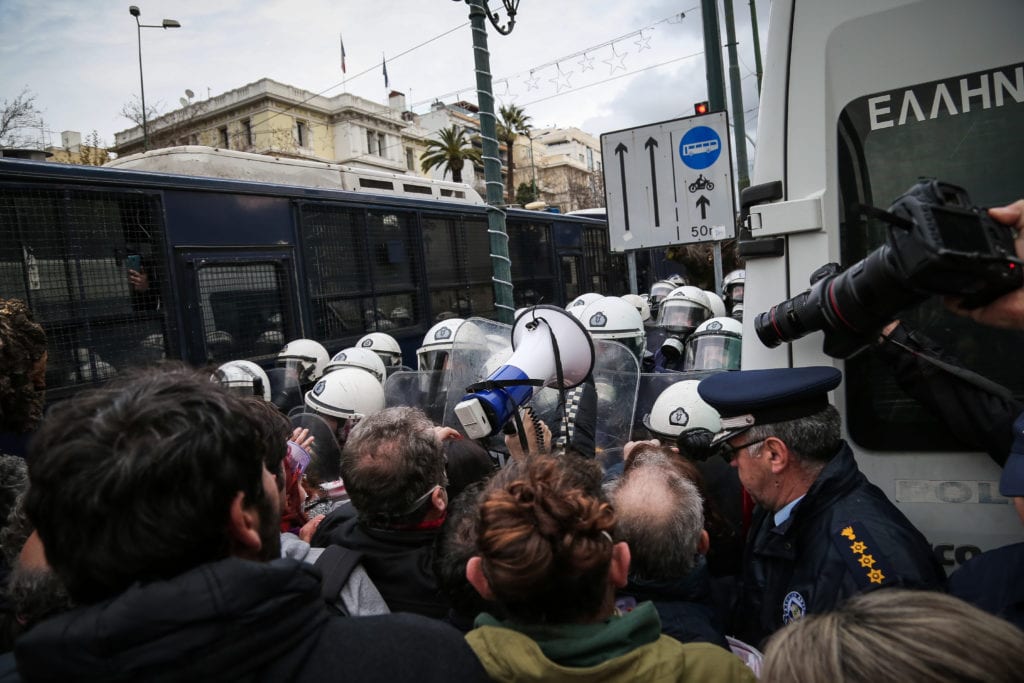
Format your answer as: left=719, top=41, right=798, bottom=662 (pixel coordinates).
left=694, top=101, right=710, bottom=115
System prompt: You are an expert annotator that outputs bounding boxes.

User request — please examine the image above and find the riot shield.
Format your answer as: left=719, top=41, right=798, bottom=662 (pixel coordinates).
left=383, top=369, right=449, bottom=425
left=267, top=367, right=303, bottom=414
left=441, top=317, right=512, bottom=436
left=527, top=338, right=638, bottom=470
left=289, top=412, right=344, bottom=486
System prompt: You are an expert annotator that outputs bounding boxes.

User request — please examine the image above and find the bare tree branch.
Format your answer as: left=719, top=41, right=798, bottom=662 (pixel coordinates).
left=0, top=87, right=43, bottom=147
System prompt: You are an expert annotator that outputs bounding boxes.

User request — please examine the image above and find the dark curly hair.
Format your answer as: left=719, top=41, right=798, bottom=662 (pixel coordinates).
left=474, top=455, right=614, bottom=623
left=0, top=299, right=47, bottom=433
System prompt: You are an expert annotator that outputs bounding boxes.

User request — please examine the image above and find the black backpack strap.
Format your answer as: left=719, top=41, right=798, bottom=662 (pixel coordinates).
left=314, top=545, right=364, bottom=615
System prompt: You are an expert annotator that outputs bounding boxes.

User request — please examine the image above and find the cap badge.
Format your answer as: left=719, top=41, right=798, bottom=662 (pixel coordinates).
left=312, top=379, right=326, bottom=395
left=337, top=353, right=347, bottom=361
left=708, top=320, right=723, bottom=330
left=589, top=312, right=608, bottom=328
left=361, top=339, right=373, bottom=348
left=436, top=327, right=452, bottom=340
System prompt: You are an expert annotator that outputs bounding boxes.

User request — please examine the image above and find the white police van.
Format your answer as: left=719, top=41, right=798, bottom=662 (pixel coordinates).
left=740, top=0, right=1024, bottom=570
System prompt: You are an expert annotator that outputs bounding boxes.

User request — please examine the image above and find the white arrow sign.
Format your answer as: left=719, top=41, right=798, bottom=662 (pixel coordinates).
left=600, top=111, right=735, bottom=252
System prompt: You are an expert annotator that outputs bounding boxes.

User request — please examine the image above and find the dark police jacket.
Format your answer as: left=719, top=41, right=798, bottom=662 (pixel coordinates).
left=732, top=443, right=946, bottom=646
left=11, top=557, right=486, bottom=682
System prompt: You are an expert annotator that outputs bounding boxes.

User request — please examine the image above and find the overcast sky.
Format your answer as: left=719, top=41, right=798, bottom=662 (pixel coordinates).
left=0, top=0, right=770, bottom=150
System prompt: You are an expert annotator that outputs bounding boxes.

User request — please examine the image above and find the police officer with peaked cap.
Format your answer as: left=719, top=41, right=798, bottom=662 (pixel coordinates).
left=698, top=366, right=945, bottom=646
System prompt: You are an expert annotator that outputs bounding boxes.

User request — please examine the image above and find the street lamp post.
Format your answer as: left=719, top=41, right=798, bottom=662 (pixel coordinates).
left=455, top=0, right=519, bottom=324
left=129, top=5, right=180, bottom=151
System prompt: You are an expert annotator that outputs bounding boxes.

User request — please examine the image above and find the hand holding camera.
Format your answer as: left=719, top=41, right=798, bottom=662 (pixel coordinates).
left=945, top=200, right=1024, bottom=329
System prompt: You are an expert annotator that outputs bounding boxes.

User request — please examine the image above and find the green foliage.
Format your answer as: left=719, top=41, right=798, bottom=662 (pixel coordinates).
left=497, top=104, right=531, bottom=202
left=515, top=180, right=539, bottom=206
left=419, top=125, right=481, bottom=183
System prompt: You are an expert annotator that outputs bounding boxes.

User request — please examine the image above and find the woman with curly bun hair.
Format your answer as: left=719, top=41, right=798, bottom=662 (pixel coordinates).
left=0, top=299, right=48, bottom=457
left=464, top=454, right=755, bottom=682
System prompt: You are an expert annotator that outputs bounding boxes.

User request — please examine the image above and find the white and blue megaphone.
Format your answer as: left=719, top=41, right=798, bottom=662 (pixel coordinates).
left=454, top=306, right=595, bottom=439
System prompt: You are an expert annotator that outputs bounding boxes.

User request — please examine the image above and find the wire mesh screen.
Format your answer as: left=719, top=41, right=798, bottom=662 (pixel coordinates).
left=507, top=220, right=555, bottom=308
left=195, top=263, right=288, bottom=365
left=424, top=215, right=492, bottom=321
left=583, top=226, right=627, bottom=294
left=0, top=186, right=169, bottom=395
left=299, top=203, right=421, bottom=344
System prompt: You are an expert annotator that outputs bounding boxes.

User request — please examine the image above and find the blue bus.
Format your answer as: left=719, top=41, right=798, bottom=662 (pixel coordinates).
left=0, top=149, right=627, bottom=402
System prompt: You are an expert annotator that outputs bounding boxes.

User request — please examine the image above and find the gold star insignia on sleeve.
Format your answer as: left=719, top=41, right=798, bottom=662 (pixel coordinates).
left=841, top=527, right=856, bottom=540
left=858, top=554, right=876, bottom=568
left=850, top=541, right=867, bottom=554
left=868, top=568, right=885, bottom=584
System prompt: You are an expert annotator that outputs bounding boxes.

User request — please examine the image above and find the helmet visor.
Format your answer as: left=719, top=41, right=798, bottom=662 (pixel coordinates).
left=417, top=349, right=451, bottom=373
left=657, top=301, right=709, bottom=334
left=683, top=335, right=742, bottom=371
left=726, top=283, right=745, bottom=303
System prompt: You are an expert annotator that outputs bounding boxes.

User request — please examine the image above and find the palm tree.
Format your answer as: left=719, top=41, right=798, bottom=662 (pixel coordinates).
left=420, top=126, right=482, bottom=184
left=497, top=104, right=532, bottom=203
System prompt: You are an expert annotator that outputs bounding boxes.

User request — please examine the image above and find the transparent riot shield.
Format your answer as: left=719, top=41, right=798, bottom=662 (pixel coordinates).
left=383, top=368, right=449, bottom=425
left=267, top=367, right=303, bottom=414
left=441, top=318, right=512, bottom=437
left=289, top=411, right=344, bottom=486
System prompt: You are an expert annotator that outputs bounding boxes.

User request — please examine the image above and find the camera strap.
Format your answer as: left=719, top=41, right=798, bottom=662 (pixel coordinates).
left=883, top=336, right=1016, bottom=402
left=851, top=203, right=914, bottom=231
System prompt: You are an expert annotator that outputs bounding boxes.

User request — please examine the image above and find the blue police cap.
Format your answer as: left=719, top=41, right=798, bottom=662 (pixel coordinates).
left=697, top=366, right=842, bottom=443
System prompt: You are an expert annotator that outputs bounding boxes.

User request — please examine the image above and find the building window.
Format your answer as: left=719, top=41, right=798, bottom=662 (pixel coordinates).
left=406, top=147, right=415, bottom=171
left=377, top=133, right=387, bottom=159
left=218, top=126, right=229, bottom=149
left=296, top=120, right=308, bottom=148
left=242, top=118, right=254, bottom=148
left=366, top=129, right=377, bottom=155
left=587, top=147, right=594, bottom=171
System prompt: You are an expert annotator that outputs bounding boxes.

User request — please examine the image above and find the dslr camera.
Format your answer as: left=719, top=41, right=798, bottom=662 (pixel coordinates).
left=755, top=180, right=1022, bottom=358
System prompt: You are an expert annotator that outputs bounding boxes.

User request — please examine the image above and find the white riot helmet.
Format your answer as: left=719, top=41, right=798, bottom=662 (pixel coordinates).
left=730, top=302, right=744, bottom=322
left=390, top=306, right=413, bottom=327
left=356, top=332, right=403, bottom=368
left=620, top=294, right=651, bottom=323
left=684, top=317, right=743, bottom=371
left=323, top=347, right=387, bottom=383
left=642, top=379, right=721, bottom=460
left=657, top=286, right=713, bottom=335
left=211, top=360, right=272, bottom=401
left=277, top=339, right=329, bottom=384
left=417, top=318, right=465, bottom=371
left=304, top=367, right=386, bottom=420
left=722, top=269, right=746, bottom=306
left=581, top=296, right=645, bottom=359
left=566, top=292, right=603, bottom=319
left=704, top=290, right=728, bottom=318
left=649, top=280, right=676, bottom=306
left=666, top=274, right=687, bottom=286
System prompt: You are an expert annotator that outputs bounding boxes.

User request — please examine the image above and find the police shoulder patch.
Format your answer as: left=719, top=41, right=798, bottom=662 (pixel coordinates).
left=782, top=591, right=806, bottom=625
left=832, top=521, right=893, bottom=589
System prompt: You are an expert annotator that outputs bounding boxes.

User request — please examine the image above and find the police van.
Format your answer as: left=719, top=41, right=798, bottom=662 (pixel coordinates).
left=740, top=0, right=1023, bottom=569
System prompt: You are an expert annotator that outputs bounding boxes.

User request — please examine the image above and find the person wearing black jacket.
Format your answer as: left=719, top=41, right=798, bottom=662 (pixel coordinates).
left=699, top=367, right=946, bottom=647
left=312, top=407, right=453, bottom=619
left=9, top=367, right=485, bottom=682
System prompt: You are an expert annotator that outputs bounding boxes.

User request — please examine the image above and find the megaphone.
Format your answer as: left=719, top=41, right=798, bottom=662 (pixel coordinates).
left=454, top=305, right=595, bottom=439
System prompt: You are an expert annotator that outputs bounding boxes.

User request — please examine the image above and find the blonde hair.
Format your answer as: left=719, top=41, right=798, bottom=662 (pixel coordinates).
left=762, top=589, right=1024, bottom=683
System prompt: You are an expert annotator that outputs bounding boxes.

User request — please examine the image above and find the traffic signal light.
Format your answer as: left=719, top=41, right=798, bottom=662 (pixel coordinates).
left=694, top=101, right=710, bottom=115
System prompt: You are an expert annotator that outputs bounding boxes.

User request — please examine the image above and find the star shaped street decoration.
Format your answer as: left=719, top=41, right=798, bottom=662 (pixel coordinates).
left=634, top=31, right=652, bottom=51
left=549, top=66, right=573, bottom=93
left=578, top=53, right=595, bottom=72
left=499, top=79, right=518, bottom=102
left=604, top=47, right=628, bottom=74
left=524, top=71, right=540, bottom=91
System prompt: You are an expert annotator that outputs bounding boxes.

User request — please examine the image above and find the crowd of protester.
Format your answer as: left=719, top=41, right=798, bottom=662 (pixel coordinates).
left=1, top=200, right=1023, bottom=681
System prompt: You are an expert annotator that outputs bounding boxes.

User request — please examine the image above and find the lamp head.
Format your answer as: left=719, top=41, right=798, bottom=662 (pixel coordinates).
left=162, top=19, right=180, bottom=28
left=129, top=6, right=140, bottom=17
